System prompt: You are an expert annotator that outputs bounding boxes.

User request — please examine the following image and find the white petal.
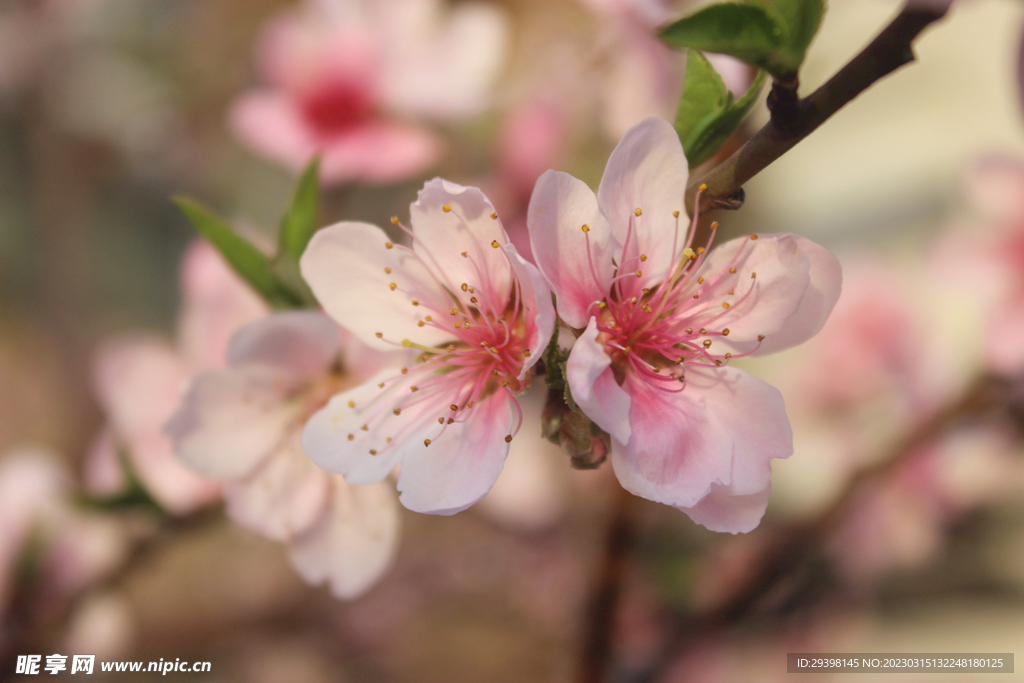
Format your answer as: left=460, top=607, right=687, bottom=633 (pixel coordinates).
left=527, top=170, right=614, bottom=329
left=396, top=391, right=515, bottom=515
left=227, top=311, right=341, bottom=377
left=679, top=483, right=773, bottom=534
left=410, top=178, right=512, bottom=306
left=597, top=116, right=689, bottom=293
left=565, top=318, right=632, bottom=444
left=505, top=242, right=556, bottom=378
left=166, top=367, right=300, bottom=480
left=286, top=478, right=401, bottom=599
left=225, top=431, right=332, bottom=541
left=300, top=221, right=453, bottom=351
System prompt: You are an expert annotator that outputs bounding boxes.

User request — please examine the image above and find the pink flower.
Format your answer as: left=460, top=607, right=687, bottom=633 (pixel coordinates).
left=0, top=447, right=126, bottom=614
left=230, top=0, right=507, bottom=185
left=167, top=312, right=402, bottom=599
left=87, top=241, right=267, bottom=514
left=527, top=116, right=842, bottom=533
left=299, top=178, right=555, bottom=514
left=958, top=156, right=1024, bottom=374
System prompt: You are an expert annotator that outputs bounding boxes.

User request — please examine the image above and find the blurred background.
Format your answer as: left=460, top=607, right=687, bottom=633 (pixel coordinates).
left=2, top=0, right=1024, bottom=680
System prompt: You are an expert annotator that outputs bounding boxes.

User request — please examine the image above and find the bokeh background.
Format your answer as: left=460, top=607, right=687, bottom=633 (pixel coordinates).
left=2, top=0, right=1024, bottom=680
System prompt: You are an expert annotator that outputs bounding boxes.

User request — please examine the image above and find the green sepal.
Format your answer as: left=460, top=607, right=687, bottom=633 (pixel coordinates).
left=173, top=197, right=306, bottom=310
left=278, top=158, right=321, bottom=264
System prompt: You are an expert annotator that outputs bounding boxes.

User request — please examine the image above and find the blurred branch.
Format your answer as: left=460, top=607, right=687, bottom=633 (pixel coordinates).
left=0, top=505, right=222, bottom=672
left=576, top=485, right=636, bottom=683
left=685, top=2, right=951, bottom=214
left=634, top=372, right=1010, bottom=682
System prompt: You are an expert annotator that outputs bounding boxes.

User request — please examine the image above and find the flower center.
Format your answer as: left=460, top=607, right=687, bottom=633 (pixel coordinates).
left=300, top=78, right=375, bottom=138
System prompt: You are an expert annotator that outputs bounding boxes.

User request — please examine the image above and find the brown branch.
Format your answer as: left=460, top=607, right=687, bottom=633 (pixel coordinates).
left=633, top=372, right=1010, bottom=683
left=686, top=3, right=951, bottom=214
left=576, top=485, right=636, bottom=683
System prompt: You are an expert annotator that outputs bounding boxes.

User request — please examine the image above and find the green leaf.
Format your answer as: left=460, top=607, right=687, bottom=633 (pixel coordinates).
left=674, top=50, right=730, bottom=153
left=278, top=158, right=321, bottom=263
left=682, top=67, right=768, bottom=168
left=659, top=3, right=795, bottom=77
left=772, top=0, right=826, bottom=63
left=174, top=197, right=304, bottom=309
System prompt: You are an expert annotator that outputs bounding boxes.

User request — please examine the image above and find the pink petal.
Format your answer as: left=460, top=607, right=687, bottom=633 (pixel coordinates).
left=300, top=368, right=425, bottom=486
left=318, top=122, right=440, bottom=185
left=92, top=338, right=221, bottom=513
left=286, top=478, right=400, bottom=599
left=300, top=221, right=453, bottom=351
left=689, top=234, right=840, bottom=355
left=528, top=170, right=615, bottom=329
left=504, top=243, right=556, bottom=378
left=177, top=240, right=268, bottom=370
left=224, top=430, right=332, bottom=542
left=565, top=318, right=632, bottom=443
left=227, top=311, right=341, bottom=378
left=409, top=178, right=512, bottom=305
left=165, top=367, right=300, bottom=480
left=611, top=366, right=791, bottom=508
left=678, top=483, right=773, bottom=534
left=597, top=116, right=689, bottom=293
left=229, top=91, right=320, bottom=170
left=396, top=391, right=516, bottom=515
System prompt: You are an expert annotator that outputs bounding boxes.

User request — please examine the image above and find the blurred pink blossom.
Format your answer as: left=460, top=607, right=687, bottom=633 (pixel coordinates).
left=299, top=178, right=555, bottom=515
left=0, top=447, right=126, bottom=617
left=527, top=116, right=842, bottom=533
left=230, top=0, right=508, bottom=185
left=86, top=241, right=268, bottom=514
left=168, top=312, right=403, bottom=599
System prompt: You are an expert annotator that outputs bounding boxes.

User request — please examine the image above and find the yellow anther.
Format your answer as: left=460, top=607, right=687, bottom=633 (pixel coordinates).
left=750, top=234, right=759, bottom=240
left=751, top=271, right=757, bottom=279
left=696, top=247, right=704, bottom=255
left=425, top=315, right=433, bottom=322
left=523, top=349, right=532, bottom=357
left=635, top=270, right=642, bottom=278
left=389, top=282, right=397, bottom=291
left=424, top=439, right=432, bottom=446
left=387, top=438, right=392, bottom=443
left=722, top=302, right=730, bottom=309
left=581, top=224, right=590, bottom=233
left=449, top=308, right=458, bottom=315
left=401, top=367, right=408, bottom=374
left=446, top=344, right=455, bottom=353
left=391, top=216, right=399, bottom=225
left=634, top=208, right=642, bottom=216
left=348, top=400, right=355, bottom=408
left=461, top=283, right=468, bottom=292
left=447, top=418, right=454, bottom=424
left=490, top=212, right=498, bottom=220
left=470, top=297, right=478, bottom=303
left=673, top=210, right=680, bottom=218
left=757, top=334, right=765, bottom=342
left=489, top=240, right=499, bottom=248
left=722, top=328, right=730, bottom=336
left=369, top=449, right=377, bottom=455
left=630, top=297, right=637, bottom=304
left=347, top=434, right=354, bottom=441
left=685, top=327, right=693, bottom=334
left=725, top=353, right=732, bottom=359
left=411, top=299, right=419, bottom=306
left=462, top=322, right=470, bottom=329
left=699, top=183, right=708, bottom=192
left=697, top=276, right=704, bottom=284
left=597, top=302, right=606, bottom=309
left=461, top=251, right=468, bottom=258
left=729, top=267, right=737, bottom=274
left=502, top=380, right=509, bottom=387
left=411, top=385, right=419, bottom=392
left=490, top=347, right=498, bottom=354
left=378, top=382, right=385, bottom=388
left=384, top=267, right=392, bottom=274
left=703, top=339, right=712, bottom=348
left=504, top=435, right=513, bottom=443
left=438, top=417, right=444, bottom=424
left=375, top=332, right=383, bottom=338
left=393, top=409, right=401, bottom=416
left=640, top=254, right=648, bottom=262
left=710, top=222, right=719, bottom=230
left=417, top=321, right=425, bottom=327
left=442, top=205, right=452, bottom=213
left=642, top=288, right=650, bottom=294
left=361, top=424, right=369, bottom=431
left=450, top=404, right=458, bottom=412
left=699, top=328, right=707, bottom=334
left=385, top=242, right=394, bottom=249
